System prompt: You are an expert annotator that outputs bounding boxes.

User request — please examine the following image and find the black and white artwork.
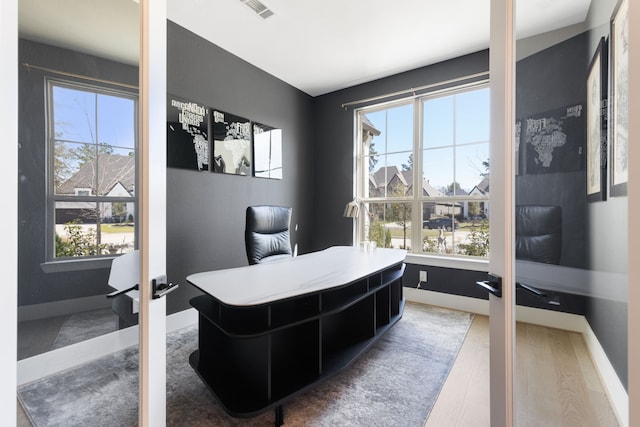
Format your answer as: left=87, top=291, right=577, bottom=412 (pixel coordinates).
left=212, top=110, right=252, bottom=176
left=610, top=0, right=628, bottom=196
left=515, top=119, right=522, bottom=175
left=523, top=103, right=585, bottom=175
left=253, top=122, right=283, bottom=179
left=586, top=37, right=608, bottom=202
left=167, top=96, right=210, bottom=171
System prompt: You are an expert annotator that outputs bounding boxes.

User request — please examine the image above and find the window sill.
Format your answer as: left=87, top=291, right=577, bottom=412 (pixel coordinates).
left=405, top=253, right=489, bottom=272
left=40, top=257, right=115, bottom=273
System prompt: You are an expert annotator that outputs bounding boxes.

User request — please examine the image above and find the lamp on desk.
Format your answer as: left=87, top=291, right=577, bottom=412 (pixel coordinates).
left=343, top=198, right=360, bottom=218
left=344, top=198, right=370, bottom=219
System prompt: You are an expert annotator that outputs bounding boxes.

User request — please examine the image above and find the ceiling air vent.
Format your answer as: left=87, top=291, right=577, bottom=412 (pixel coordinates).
left=239, top=0, right=274, bottom=19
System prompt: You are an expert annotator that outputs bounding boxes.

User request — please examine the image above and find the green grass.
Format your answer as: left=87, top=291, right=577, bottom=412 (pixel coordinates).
left=101, top=224, right=134, bottom=233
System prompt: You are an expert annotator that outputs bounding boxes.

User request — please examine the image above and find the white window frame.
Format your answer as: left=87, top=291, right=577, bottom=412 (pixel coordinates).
left=355, top=81, right=490, bottom=266
left=45, top=78, right=139, bottom=263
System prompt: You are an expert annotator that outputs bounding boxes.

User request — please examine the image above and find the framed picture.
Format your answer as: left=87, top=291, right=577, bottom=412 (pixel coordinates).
left=523, top=103, right=585, bottom=175
left=514, top=119, right=522, bottom=176
left=211, top=109, right=252, bottom=176
left=167, top=96, right=210, bottom=171
left=253, top=122, right=283, bottom=179
left=610, top=0, right=628, bottom=196
left=586, top=37, right=608, bottom=202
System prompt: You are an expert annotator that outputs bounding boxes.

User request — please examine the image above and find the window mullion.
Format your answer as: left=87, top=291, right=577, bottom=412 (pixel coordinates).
left=411, top=98, right=423, bottom=254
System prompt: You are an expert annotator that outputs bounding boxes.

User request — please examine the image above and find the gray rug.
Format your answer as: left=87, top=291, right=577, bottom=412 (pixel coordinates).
left=18, top=302, right=472, bottom=427
left=51, top=308, right=119, bottom=350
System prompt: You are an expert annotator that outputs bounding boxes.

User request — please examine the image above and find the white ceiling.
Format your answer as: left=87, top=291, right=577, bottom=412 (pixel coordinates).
left=19, top=0, right=591, bottom=97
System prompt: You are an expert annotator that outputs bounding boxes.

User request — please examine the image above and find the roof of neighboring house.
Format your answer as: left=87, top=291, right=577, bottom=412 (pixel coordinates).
left=369, top=166, right=490, bottom=199
left=371, top=166, right=445, bottom=197
left=362, top=114, right=381, bottom=137
left=421, top=179, right=444, bottom=197
left=372, top=166, right=408, bottom=190
left=469, top=174, right=490, bottom=195
left=57, top=154, right=135, bottom=196
left=446, top=187, right=469, bottom=196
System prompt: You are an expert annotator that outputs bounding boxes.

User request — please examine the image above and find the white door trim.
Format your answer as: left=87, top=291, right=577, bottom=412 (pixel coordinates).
left=1, top=0, right=18, bottom=424
left=489, top=0, right=516, bottom=425
left=139, top=1, right=168, bottom=425
left=628, top=1, right=639, bottom=425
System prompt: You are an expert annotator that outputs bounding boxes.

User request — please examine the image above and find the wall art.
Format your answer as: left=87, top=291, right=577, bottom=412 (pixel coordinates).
left=523, top=103, right=585, bottom=175
left=211, top=109, right=252, bottom=176
left=586, top=37, right=608, bottom=202
left=253, top=122, right=283, bottom=179
left=167, top=96, right=210, bottom=171
left=610, top=0, right=628, bottom=196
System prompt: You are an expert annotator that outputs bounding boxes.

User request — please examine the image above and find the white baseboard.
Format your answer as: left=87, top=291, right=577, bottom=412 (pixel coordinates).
left=405, top=287, right=490, bottom=315
left=582, top=318, right=629, bottom=427
left=18, top=295, right=112, bottom=322
left=405, top=288, right=628, bottom=427
left=17, top=308, right=198, bottom=386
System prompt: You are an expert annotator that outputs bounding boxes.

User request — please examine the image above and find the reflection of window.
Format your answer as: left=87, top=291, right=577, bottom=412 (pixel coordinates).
left=355, top=84, right=490, bottom=258
left=47, top=79, right=137, bottom=259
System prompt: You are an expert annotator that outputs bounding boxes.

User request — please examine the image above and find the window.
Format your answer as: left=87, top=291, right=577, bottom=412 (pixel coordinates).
left=47, top=79, right=137, bottom=260
left=356, top=83, right=490, bottom=259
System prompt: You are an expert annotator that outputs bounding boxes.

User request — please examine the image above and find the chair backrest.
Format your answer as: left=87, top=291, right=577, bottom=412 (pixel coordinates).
left=108, top=250, right=139, bottom=292
left=245, top=205, right=293, bottom=265
left=515, top=205, right=562, bottom=264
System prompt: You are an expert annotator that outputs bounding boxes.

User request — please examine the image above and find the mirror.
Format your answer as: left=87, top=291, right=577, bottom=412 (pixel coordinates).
left=17, top=0, right=140, bottom=358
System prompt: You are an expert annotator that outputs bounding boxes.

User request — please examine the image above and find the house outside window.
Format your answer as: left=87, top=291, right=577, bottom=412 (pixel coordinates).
left=47, top=79, right=138, bottom=259
left=355, top=83, right=490, bottom=259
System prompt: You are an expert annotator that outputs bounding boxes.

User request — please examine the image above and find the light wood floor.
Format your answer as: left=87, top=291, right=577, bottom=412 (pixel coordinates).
left=426, top=314, right=620, bottom=427
left=17, top=312, right=620, bottom=426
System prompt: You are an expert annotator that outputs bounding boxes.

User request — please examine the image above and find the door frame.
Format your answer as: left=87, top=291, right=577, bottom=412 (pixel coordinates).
left=138, top=0, right=168, bottom=425
left=1, top=0, right=18, bottom=424
left=2, top=0, right=169, bottom=424
left=628, top=2, right=639, bottom=425
left=488, top=0, right=516, bottom=425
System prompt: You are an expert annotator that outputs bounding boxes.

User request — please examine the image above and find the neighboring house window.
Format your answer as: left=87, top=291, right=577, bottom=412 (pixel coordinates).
left=355, top=83, right=490, bottom=258
left=48, top=79, right=137, bottom=259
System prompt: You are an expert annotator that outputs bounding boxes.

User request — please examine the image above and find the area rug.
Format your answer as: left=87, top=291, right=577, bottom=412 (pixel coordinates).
left=18, top=302, right=472, bottom=427
left=51, top=308, right=119, bottom=350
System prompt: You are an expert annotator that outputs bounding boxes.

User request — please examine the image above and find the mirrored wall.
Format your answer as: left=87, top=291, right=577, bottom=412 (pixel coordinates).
left=515, top=0, right=627, bottom=424
left=17, top=0, right=140, bottom=358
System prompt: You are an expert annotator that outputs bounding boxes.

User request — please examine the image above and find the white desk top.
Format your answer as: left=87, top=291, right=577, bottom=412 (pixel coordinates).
left=187, top=246, right=406, bottom=306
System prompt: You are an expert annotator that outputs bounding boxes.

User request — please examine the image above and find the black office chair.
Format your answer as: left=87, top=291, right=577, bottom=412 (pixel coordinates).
left=515, top=205, right=562, bottom=299
left=515, top=205, right=562, bottom=264
left=245, top=205, right=293, bottom=265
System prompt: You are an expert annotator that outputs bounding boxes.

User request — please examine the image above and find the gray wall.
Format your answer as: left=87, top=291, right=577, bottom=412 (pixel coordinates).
left=165, top=22, right=315, bottom=313
left=583, top=0, right=629, bottom=389
left=18, top=39, right=138, bottom=308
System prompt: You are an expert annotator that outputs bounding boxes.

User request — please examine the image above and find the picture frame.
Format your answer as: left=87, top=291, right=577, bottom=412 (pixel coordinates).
left=211, top=109, right=252, bottom=176
left=586, top=37, right=608, bottom=202
left=610, top=0, right=629, bottom=197
left=253, top=122, right=283, bottom=179
left=166, top=95, right=210, bottom=172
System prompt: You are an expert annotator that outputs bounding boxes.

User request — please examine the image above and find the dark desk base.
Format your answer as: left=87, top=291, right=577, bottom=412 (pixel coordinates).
left=189, top=262, right=405, bottom=423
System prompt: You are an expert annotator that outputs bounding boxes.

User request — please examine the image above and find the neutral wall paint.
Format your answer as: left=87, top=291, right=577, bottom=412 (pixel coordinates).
left=165, top=21, right=315, bottom=313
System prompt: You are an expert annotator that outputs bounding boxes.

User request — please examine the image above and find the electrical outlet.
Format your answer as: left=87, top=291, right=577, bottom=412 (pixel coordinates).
left=419, top=270, right=427, bottom=282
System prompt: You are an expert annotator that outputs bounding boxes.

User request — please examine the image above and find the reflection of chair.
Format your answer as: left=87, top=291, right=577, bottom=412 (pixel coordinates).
left=515, top=205, right=562, bottom=264
left=245, top=206, right=293, bottom=265
left=107, top=250, right=140, bottom=328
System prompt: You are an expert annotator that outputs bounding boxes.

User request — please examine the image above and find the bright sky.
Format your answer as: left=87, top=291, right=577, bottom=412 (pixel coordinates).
left=365, top=87, right=490, bottom=193
left=53, top=85, right=135, bottom=148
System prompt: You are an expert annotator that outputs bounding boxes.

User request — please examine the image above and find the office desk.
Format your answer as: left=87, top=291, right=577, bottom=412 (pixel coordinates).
left=187, top=246, right=406, bottom=422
